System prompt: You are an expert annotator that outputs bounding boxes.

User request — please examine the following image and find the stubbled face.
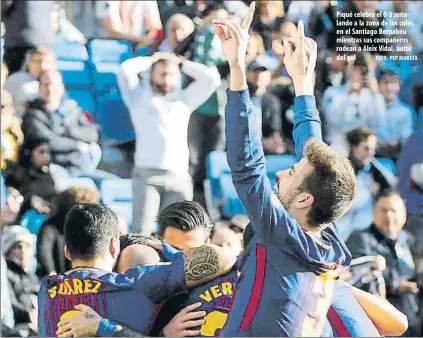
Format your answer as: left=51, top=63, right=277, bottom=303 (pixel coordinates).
left=351, top=135, right=377, bottom=165
left=151, top=62, right=180, bottom=95
left=374, top=194, right=407, bottom=239
left=379, top=80, right=400, bottom=103
left=275, top=158, right=314, bottom=211
left=162, top=227, right=208, bottom=250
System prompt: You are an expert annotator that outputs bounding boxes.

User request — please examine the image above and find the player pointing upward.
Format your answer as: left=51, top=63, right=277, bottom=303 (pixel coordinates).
left=214, top=2, right=358, bottom=336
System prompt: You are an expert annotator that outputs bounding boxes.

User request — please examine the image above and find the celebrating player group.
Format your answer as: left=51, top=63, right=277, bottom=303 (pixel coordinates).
left=37, top=2, right=408, bottom=337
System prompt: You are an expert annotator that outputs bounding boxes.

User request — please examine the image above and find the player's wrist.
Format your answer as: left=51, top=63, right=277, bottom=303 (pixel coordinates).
left=96, top=318, right=118, bottom=337
left=293, top=78, right=314, bottom=96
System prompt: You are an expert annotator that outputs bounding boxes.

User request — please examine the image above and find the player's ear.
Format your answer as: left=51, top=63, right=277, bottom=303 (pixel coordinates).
left=294, top=192, right=314, bottom=209
left=110, top=236, right=120, bottom=259
left=64, top=245, right=71, bottom=261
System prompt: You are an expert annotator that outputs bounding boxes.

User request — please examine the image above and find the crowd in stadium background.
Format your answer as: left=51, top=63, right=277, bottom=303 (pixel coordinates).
left=1, top=0, right=422, bottom=336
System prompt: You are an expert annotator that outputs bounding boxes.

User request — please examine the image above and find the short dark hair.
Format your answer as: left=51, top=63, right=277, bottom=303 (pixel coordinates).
left=377, top=69, right=401, bottom=83
left=301, top=139, right=357, bottom=228
left=346, top=127, right=377, bottom=147
left=64, top=203, right=119, bottom=260
left=202, top=3, right=226, bottom=18
left=18, top=137, right=50, bottom=168
left=119, top=233, right=153, bottom=251
left=375, top=188, right=402, bottom=204
left=115, top=233, right=158, bottom=271
left=157, top=201, right=213, bottom=239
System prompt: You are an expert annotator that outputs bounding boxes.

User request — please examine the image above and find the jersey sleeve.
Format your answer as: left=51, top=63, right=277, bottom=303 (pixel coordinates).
left=125, top=259, right=187, bottom=304
left=225, top=90, right=322, bottom=245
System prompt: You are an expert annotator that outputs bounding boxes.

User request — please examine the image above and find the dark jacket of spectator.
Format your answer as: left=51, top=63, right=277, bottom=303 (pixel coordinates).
left=36, top=212, right=71, bottom=278
left=22, top=98, right=98, bottom=173
left=6, top=257, right=40, bottom=325
left=5, top=138, right=56, bottom=217
left=347, top=224, right=420, bottom=334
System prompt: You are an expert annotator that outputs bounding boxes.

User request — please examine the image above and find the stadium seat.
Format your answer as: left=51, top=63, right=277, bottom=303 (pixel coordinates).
left=219, top=174, right=246, bottom=217
left=53, top=41, right=88, bottom=61
left=206, top=151, right=230, bottom=203
left=97, top=93, right=135, bottom=144
left=136, top=46, right=151, bottom=57
left=100, top=178, right=133, bottom=228
left=20, top=209, right=49, bottom=234
left=375, top=157, right=397, bottom=176
left=265, top=155, right=297, bottom=186
left=57, top=60, right=92, bottom=87
left=91, top=62, right=121, bottom=93
left=88, top=39, right=133, bottom=64
left=66, top=89, right=97, bottom=117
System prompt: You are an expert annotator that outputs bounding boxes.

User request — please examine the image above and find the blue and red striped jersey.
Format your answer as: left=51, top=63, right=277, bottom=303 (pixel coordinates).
left=221, top=90, right=352, bottom=336
left=38, top=261, right=187, bottom=336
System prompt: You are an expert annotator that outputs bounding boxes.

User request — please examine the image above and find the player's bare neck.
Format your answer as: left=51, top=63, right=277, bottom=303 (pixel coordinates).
left=71, top=258, right=113, bottom=273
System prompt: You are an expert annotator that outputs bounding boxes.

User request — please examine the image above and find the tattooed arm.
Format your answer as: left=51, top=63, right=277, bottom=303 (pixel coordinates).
left=183, top=244, right=236, bottom=289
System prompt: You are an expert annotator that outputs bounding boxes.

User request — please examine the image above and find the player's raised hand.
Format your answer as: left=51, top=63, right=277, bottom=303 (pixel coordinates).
left=213, top=2, right=255, bottom=67
left=282, top=20, right=317, bottom=95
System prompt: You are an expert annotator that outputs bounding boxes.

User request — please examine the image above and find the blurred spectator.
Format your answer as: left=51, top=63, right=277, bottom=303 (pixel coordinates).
left=4, top=46, right=57, bottom=117
left=314, top=42, right=353, bottom=105
left=1, top=90, right=24, bottom=170
left=117, top=52, right=220, bottom=235
left=229, top=214, right=249, bottom=234
left=308, top=0, right=338, bottom=50
left=159, top=13, right=195, bottom=53
left=247, top=58, right=285, bottom=155
left=72, top=0, right=163, bottom=45
left=211, top=226, right=242, bottom=255
left=398, top=123, right=423, bottom=290
left=157, top=0, right=197, bottom=25
left=98, top=1, right=162, bottom=46
left=0, top=188, right=23, bottom=228
left=2, top=0, right=54, bottom=74
left=4, top=138, right=56, bottom=218
left=247, top=32, right=266, bottom=65
left=376, top=69, right=415, bottom=162
left=284, top=0, right=315, bottom=33
left=21, top=70, right=99, bottom=174
left=251, top=0, right=285, bottom=50
left=189, top=3, right=228, bottom=203
left=347, top=189, right=421, bottom=336
left=1, top=177, right=15, bottom=333
left=117, top=215, right=129, bottom=235
left=1, top=62, right=8, bottom=89
left=322, top=53, right=385, bottom=145
left=36, top=186, right=100, bottom=277
left=1, top=226, right=39, bottom=331
left=51, top=3, right=86, bottom=44
left=335, top=127, right=396, bottom=239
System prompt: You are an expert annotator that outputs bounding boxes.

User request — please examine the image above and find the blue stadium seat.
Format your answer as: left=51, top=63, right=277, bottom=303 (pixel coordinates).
left=20, top=209, right=48, bottom=234
left=66, top=89, right=97, bottom=120
left=136, top=46, right=151, bottom=57
left=97, top=93, right=135, bottom=144
left=375, top=158, right=397, bottom=176
left=88, top=39, right=133, bottom=64
left=101, top=178, right=133, bottom=229
left=53, top=41, right=88, bottom=61
left=91, top=62, right=121, bottom=93
left=219, top=174, right=246, bottom=217
left=206, top=151, right=230, bottom=203
left=266, top=154, right=297, bottom=187
left=57, top=60, right=92, bottom=87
